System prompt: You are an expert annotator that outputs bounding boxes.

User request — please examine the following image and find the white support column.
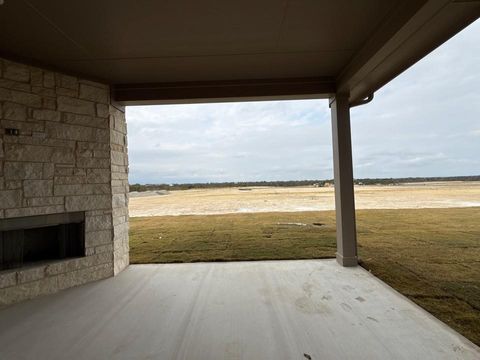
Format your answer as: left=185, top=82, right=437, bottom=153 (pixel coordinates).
left=330, top=95, right=358, bottom=267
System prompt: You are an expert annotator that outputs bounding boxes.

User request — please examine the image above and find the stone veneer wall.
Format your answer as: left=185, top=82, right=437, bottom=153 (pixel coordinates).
left=0, top=58, right=129, bottom=306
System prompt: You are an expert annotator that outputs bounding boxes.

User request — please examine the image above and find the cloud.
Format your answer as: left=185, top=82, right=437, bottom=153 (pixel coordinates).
left=127, top=20, right=480, bottom=184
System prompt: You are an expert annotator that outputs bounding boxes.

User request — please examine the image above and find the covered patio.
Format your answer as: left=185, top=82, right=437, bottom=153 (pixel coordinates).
left=1, top=0, right=480, bottom=358
left=1, top=260, right=479, bottom=359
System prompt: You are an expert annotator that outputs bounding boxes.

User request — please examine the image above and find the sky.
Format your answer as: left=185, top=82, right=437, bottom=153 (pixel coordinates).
left=126, top=20, right=480, bottom=184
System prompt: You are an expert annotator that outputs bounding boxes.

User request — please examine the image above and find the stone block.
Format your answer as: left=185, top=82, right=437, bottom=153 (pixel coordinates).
left=32, top=131, right=47, bottom=139
left=4, top=162, right=43, bottom=179
left=114, top=250, right=129, bottom=275
left=95, top=243, right=114, bottom=254
left=112, top=186, right=128, bottom=195
left=63, top=113, right=107, bottom=128
left=76, top=148, right=92, bottom=158
left=86, top=169, right=110, bottom=184
left=113, top=206, right=129, bottom=218
left=45, top=257, right=86, bottom=276
left=6, top=180, right=22, bottom=190
left=43, top=163, right=54, bottom=178
left=95, top=128, right=110, bottom=143
left=15, top=136, right=75, bottom=149
left=57, top=263, right=112, bottom=291
left=112, top=194, right=126, bottom=208
left=55, top=74, right=78, bottom=90
left=54, top=164, right=74, bottom=176
left=45, top=121, right=97, bottom=142
left=0, top=271, right=17, bottom=289
left=93, top=150, right=109, bottom=158
left=2, top=102, right=27, bottom=120
left=112, top=171, right=128, bottom=180
left=3, top=61, right=30, bottom=82
left=17, top=266, right=46, bottom=284
left=85, top=229, right=112, bottom=247
left=54, top=183, right=110, bottom=196
left=113, top=221, right=129, bottom=238
left=33, top=109, right=61, bottom=121
left=24, top=179, right=53, bottom=197
left=54, top=175, right=86, bottom=185
left=30, top=68, right=43, bottom=86
left=65, top=194, right=111, bottom=211
left=113, top=215, right=126, bottom=226
left=86, top=214, right=113, bottom=232
left=0, top=277, right=59, bottom=307
left=96, top=103, right=109, bottom=118
left=57, top=96, right=95, bottom=116
left=27, top=196, right=64, bottom=207
left=111, top=164, right=128, bottom=174
left=91, top=252, right=113, bottom=266
left=86, top=209, right=112, bottom=217
left=110, top=129, right=126, bottom=145
left=113, top=115, right=127, bottom=133
left=79, top=84, right=109, bottom=104
left=32, top=86, right=56, bottom=98
left=74, top=168, right=87, bottom=176
left=0, top=78, right=31, bottom=92
left=4, top=143, right=75, bottom=164
left=77, top=141, right=110, bottom=151
left=76, top=157, right=110, bottom=169
left=111, top=179, right=127, bottom=188
left=111, top=150, right=127, bottom=165
left=0, top=190, right=22, bottom=209
left=56, top=87, right=77, bottom=97
left=0, top=88, right=42, bottom=107
left=43, top=72, right=55, bottom=88
left=42, top=97, right=56, bottom=110
left=5, top=205, right=65, bottom=218
left=45, top=261, right=67, bottom=276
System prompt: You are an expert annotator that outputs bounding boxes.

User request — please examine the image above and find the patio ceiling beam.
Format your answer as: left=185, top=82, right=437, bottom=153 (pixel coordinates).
left=112, top=77, right=335, bottom=105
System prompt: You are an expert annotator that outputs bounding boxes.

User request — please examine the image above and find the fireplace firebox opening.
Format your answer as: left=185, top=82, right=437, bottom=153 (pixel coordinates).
left=0, top=212, right=85, bottom=271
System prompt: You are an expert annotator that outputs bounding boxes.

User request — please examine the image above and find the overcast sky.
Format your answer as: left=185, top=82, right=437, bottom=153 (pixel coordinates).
left=127, top=20, right=480, bottom=184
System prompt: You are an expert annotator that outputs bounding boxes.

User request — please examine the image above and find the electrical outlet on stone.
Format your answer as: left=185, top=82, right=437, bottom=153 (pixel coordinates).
left=5, top=128, right=20, bottom=136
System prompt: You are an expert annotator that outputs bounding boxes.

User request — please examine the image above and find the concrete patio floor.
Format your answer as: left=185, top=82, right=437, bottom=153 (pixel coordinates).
left=0, top=260, right=478, bottom=360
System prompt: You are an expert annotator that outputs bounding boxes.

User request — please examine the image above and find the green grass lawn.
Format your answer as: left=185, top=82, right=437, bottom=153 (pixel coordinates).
left=129, top=207, right=480, bottom=346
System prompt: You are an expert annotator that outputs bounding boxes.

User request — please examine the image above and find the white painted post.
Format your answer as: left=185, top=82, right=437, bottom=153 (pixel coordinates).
left=330, top=95, right=358, bottom=266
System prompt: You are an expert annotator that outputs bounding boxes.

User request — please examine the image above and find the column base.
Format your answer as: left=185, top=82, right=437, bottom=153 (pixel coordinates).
left=336, top=253, right=358, bottom=267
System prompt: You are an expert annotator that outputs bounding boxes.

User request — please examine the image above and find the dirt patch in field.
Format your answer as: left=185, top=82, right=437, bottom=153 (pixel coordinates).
left=129, top=181, right=480, bottom=217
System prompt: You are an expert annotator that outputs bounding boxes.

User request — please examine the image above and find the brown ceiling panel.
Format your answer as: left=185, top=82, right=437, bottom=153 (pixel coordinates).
left=0, top=0, right=88, bottom=62
left=25, top=0, right=286, bottom=58
left=61, top=50, right=354, bottom=84
left=277, top=0, right=398, bottom=52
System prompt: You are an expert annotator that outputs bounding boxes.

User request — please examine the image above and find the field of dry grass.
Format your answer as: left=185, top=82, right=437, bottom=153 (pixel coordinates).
left=129, top=181, right=480, bottom=216
left=130, top=207, right=480, bottom=346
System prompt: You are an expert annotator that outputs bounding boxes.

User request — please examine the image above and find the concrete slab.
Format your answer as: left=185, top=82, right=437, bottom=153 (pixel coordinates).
left=0, top=260, right=478, bottom=360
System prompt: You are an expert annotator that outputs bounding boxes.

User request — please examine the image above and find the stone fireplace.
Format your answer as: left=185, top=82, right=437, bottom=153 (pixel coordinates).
left=0, top=58, right=130, bottom=306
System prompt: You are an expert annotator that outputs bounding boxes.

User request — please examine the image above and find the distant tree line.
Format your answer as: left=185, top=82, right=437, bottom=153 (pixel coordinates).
left=353, top=175, right=480, bottom=185
left=129, top=175, right=480, bottom=192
